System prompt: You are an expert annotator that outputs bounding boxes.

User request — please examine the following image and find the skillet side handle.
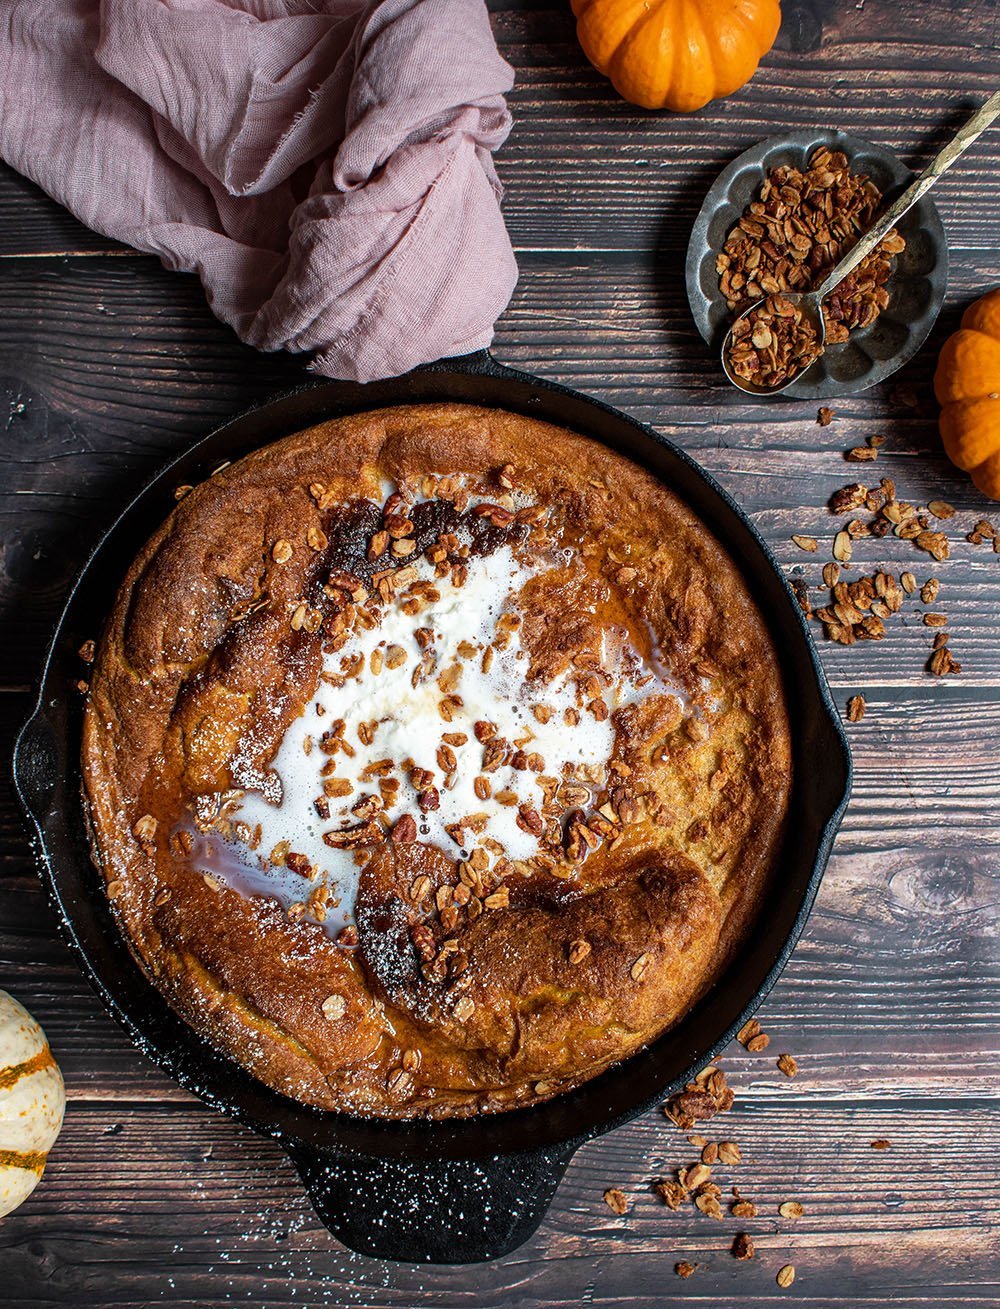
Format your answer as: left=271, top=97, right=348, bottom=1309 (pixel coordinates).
left=422, top=349, right=519, bottom=380
left=13, top=709, right=59, bottom=825
left=286, top=1142, right=576, bottom=1263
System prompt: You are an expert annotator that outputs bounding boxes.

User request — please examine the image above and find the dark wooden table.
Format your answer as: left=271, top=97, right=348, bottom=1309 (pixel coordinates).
left=2, top=2, right=998, bottom=1305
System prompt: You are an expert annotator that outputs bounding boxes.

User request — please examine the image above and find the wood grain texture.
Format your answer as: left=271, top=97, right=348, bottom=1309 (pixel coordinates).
left=1, top=252, right=998, bottom=689
left=0, top=1101, right=997, bottom=1307
left=492, top=0, right=1000, bottom=253
left=1, top=0, right=999, bottom=1302
left=2, top=3, right=999, bottom=257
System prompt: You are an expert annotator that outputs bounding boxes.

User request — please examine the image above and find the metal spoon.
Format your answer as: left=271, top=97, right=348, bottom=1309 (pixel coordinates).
left=722, top=89, right=1000, bottom=397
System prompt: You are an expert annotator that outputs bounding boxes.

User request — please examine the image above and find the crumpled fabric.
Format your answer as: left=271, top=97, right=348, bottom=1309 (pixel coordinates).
left=0, top=0, right=517, bottom=380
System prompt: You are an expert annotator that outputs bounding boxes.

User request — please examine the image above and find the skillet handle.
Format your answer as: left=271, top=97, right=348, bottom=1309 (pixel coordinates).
left=285, top=1142, right=576, bottom=1263
left=426, top=348, right=521, bottom=381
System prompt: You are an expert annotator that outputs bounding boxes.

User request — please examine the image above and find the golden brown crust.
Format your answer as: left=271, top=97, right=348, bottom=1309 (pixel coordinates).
left=82, top=403, right=791, bottom=1117
left=356, top=842, right=721, bottom=1087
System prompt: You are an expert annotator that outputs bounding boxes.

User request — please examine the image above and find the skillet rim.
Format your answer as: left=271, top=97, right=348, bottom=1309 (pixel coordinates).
left=14, top=351, right=852, bottom=1165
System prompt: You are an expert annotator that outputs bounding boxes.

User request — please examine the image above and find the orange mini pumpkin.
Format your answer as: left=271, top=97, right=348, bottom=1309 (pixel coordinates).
left=571, top=0, right=782, bottom=113
left=934, top=288, right=1000, bottom=500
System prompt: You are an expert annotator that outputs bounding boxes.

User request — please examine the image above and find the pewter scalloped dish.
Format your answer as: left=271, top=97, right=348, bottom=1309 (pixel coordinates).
left=686, top=129, right=949, bottom=401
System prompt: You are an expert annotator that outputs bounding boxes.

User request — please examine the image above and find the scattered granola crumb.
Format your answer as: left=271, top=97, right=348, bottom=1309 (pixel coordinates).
left=846, top=444, right=878, bottom=462
left=832, top=529, right=853, bottom=563
left=732, top=1198, right=758, bottom=1218
left=603, top=1187, right=628, bottom=1215
left=846, top=694, right=866, bottom=722
left=568, top=938, right=591, bottom=964
left=776, top=1053, right=799, bottom=1078
left=791, top=534, right=819, bottom=552
left=791, top=577, right=812, bottom=616
left=968, top=518, right=996, bottom=544
left=929, top=644, right=961, bottom=676
left=777, top=1264, right=796, bottom=1289
left=746, top=1032, right=771, bottom=1053
left=732, top=1232, right=755, bottom=1260
left=78, top=639, right=96, bottom=663
left=321, top=994, right=347, bottom=1021
left=390, top=813, right=418, bottom=844
left=675, top=1261, right=697, bottom=1278
left=452, top=994, right=475, bottom=1022
left=663, top=1066, right=735, bottom=1129
left=915, top=529, right=949, bottom=561
left=737, top=1018, right=762, bottom=1046
left=681, top=1162, right=712, bottom=1191
left=718, top=1141, right=742, bottom=1165
left=132, top=814, right=157, bottom=849
left=654, top=1178, right=688, bottom=1209
left=817, top=406, right=835, bottom=426
left=779, top=1200, right=805, bottom=1219
left=830, top=482, right=868, bottom=514
left=871, top=1138, right=892, bottom=1150
left=801, top=440, right=972, bottom=681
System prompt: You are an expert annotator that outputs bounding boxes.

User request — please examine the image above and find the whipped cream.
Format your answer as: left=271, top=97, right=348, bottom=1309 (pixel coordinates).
left=192, top=509, right=678, bottom=932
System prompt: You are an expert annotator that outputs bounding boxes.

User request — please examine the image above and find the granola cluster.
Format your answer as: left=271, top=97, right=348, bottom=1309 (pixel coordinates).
left=789, top=432, right=969, bottom=678
left=718, top=147, right=905, bottom=338
left=603, top=1034, right=806, bottom=1288
left=726, top=294, right=823, bottom=389
left=718, top=148, right=906, bottom=387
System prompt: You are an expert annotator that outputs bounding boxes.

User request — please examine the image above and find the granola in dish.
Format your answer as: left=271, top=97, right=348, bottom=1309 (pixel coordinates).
left=719, top=147, right=906, bottom=388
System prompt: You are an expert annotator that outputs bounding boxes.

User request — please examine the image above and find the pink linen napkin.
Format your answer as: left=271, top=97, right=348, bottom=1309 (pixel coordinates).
left=0, top=0, right=517, bottom=381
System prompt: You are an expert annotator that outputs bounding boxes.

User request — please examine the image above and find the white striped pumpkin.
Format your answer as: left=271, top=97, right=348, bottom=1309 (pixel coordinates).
left=0, top=990, right=65, bottom=1218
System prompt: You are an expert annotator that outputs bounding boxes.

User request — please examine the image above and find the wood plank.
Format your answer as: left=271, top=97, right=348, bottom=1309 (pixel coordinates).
left=0, top=165, right=126, bottom=258
left=492, top=0, right=1000, bottom=253
left=0, top=230, right=989, bottom=432
left=1, top=2, right=999, bottom=258
left=0, top=1099, right=995, bottom=1306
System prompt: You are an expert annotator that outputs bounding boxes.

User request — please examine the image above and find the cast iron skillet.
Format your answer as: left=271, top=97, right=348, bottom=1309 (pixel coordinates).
left=14, top=351, right=851, bottom=1264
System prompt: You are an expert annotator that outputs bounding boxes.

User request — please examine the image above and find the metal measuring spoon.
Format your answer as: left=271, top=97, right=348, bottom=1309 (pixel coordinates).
left=722, top=89, right=1000, bottom=397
